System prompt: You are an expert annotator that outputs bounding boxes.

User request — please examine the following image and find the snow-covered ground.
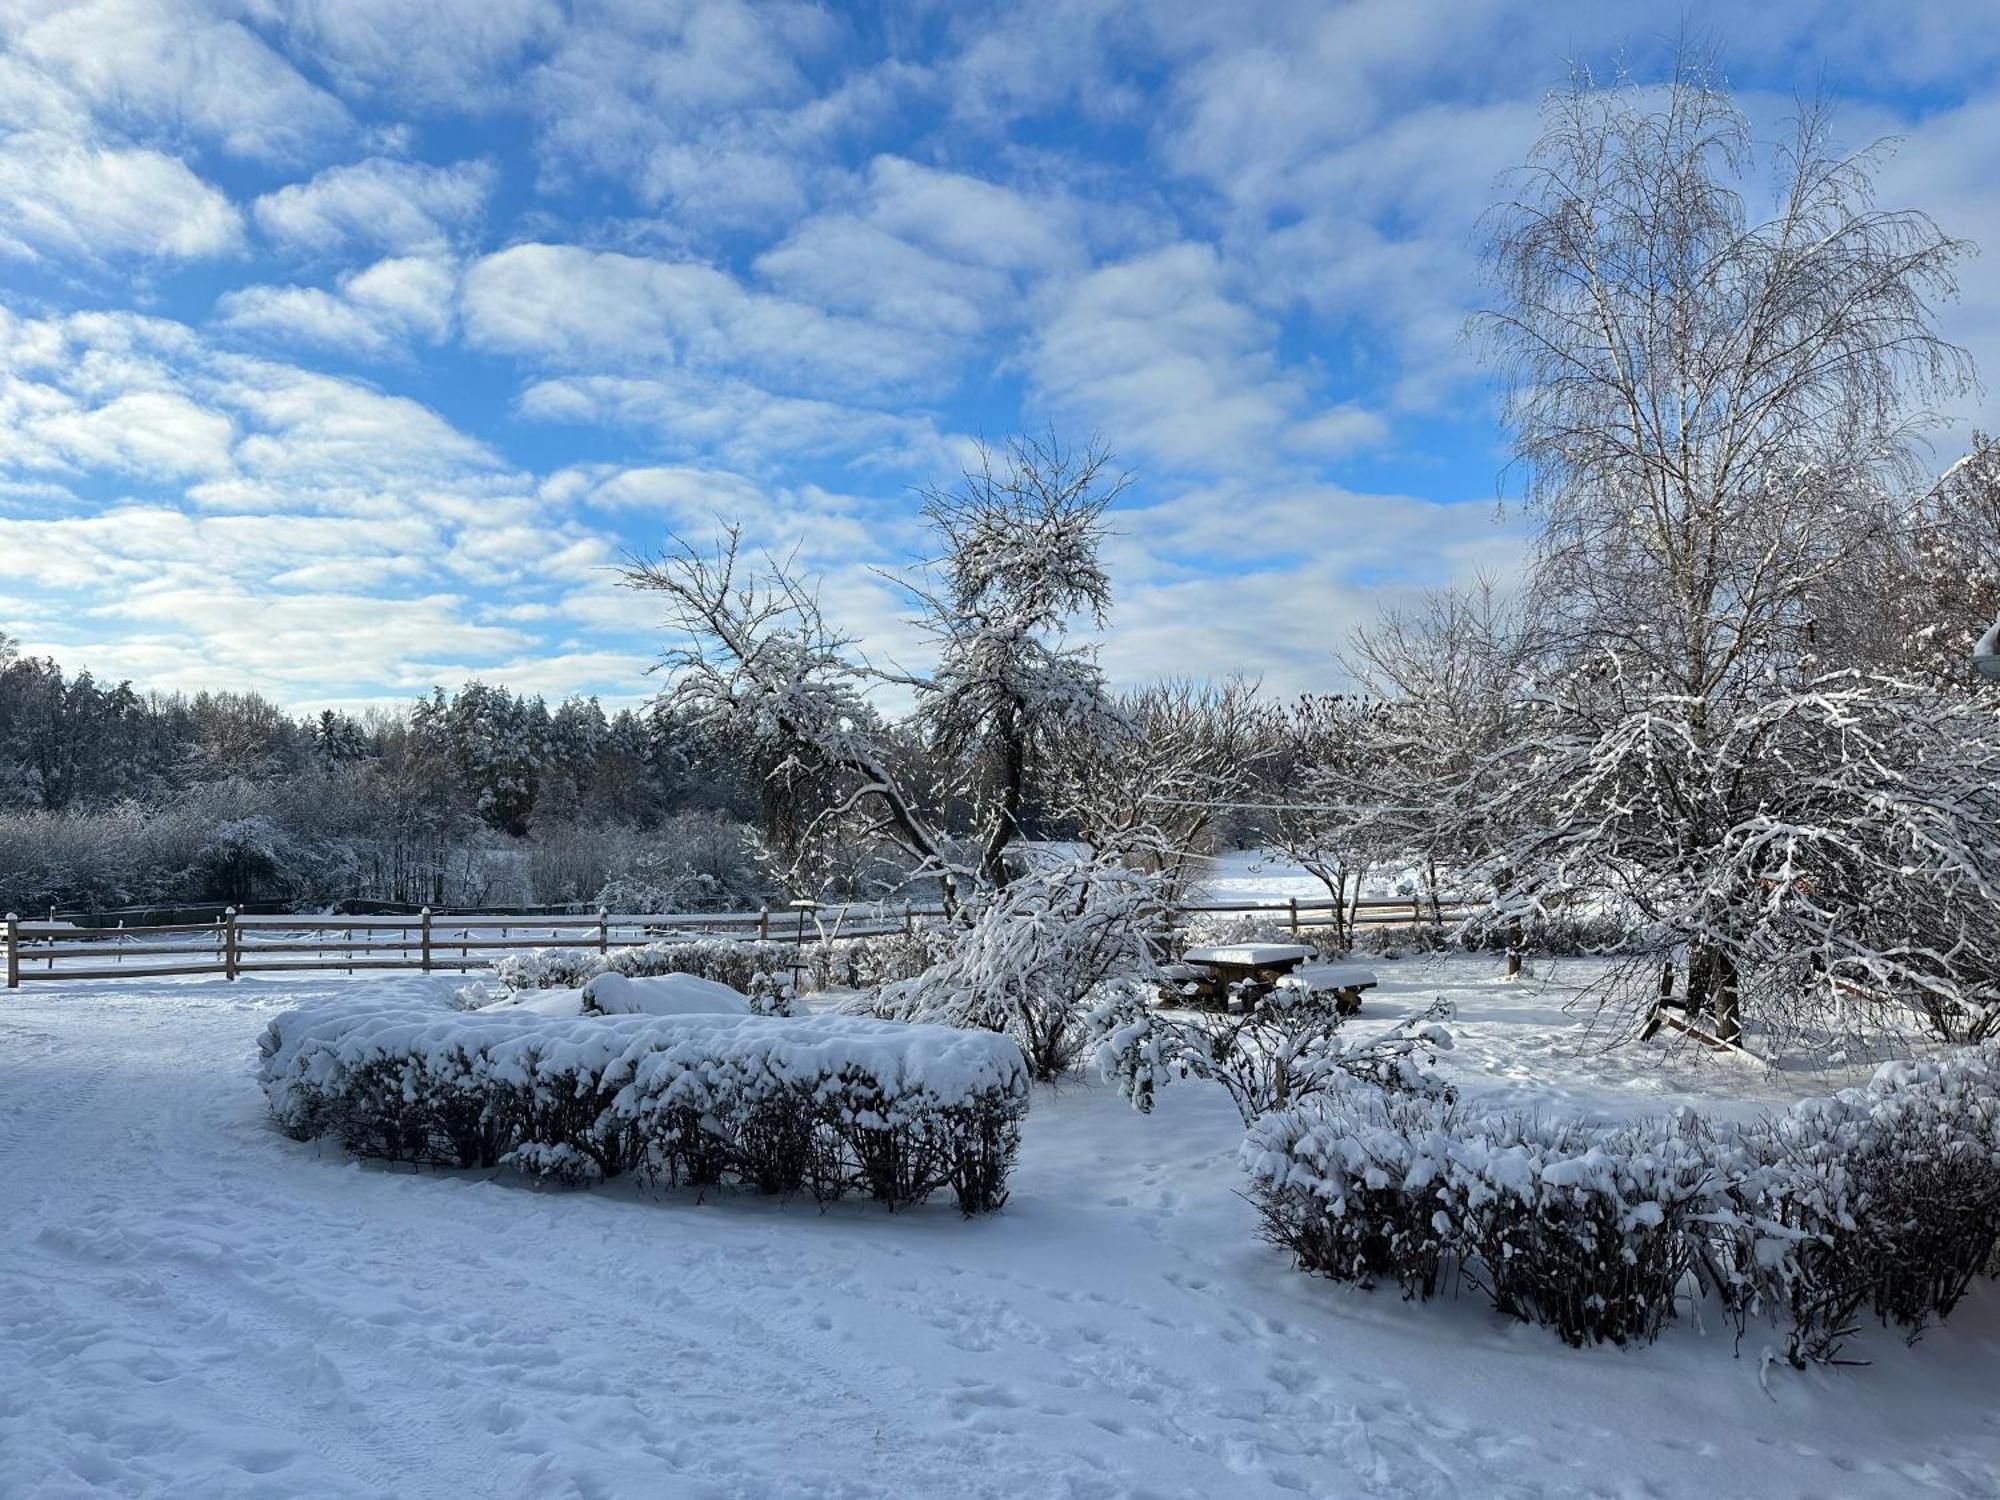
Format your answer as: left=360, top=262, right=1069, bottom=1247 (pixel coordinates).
left=5, top=959, right=1999, bottom=1498
left=1189, top=848, right=1425, bottom=907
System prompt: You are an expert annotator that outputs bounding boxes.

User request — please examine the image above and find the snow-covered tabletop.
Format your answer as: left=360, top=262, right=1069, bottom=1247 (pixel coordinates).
left=1181, top=943, right=1313, bottom=968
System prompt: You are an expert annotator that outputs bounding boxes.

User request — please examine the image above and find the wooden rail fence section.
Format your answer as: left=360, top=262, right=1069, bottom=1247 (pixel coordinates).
left=3, top=894, right=1471, bottom=988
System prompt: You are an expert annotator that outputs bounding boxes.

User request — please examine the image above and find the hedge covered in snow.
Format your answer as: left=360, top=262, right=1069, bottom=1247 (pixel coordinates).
left=491, top=938, right=800, bottom=1002
left=1244, top=1048, right=2000, bottom=1359
left=490, top=931, right=941, bottom=1008
left=257, top=1003, right=1029, bottom=1213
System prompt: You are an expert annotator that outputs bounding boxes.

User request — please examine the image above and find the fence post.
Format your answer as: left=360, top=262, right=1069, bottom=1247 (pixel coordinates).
left=5, top=913, right=17, bottom=990
left=224, top=907, right=239, bottom=981
left=1411, top=895, right=1422, bottom=925
left=757, top=904, right=769, bottom=942
left=903, top=900, right=912, bottom=937
left=598, top=908, right=609, bottom=954
left=421, top=908, right=434, bottom=973
left=1288, top=897, right=1299, bottom=938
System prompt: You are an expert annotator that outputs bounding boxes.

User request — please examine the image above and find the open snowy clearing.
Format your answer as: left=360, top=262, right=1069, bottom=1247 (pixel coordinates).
left=5, top=959, right=1999, bottom=1498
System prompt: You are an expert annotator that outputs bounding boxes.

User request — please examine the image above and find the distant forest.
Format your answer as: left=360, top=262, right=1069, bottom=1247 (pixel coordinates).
left=0, top=631, right=792, bottom=915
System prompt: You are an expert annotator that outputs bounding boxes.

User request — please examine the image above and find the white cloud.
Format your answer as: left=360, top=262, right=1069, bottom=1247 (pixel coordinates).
left=1031, top=242, right=1373, bottom=473
left=253, top=157, right=494, bottom=255
left=2, top=0, right=348, bottom=161
left=517, top=372, right=956, bottom=473
left=33, top=390, right=235, bottom=479
left=0, top=306, right=636, bottom=704
left=271, top=0, right=559, bottom=110
left=0, top=130, right=243, bottom=261
left=1099, top=480, right=1530, bottom=695
left=217, top=254, right=458, bottom=357
left=1283, top=403, right=1391, bottom=458
left=461, top=242, right=940, bottom=394
left=523, top=3, right=916, bottom=232
left=754, top=155, right=1085, bottom=341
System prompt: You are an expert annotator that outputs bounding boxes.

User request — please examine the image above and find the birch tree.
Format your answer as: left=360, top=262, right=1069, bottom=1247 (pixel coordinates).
left=1474, top=59, right=1979, bottom=1043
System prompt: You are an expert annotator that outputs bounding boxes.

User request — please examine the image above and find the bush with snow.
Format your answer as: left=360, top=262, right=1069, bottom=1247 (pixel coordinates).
left=257, top=1003, right=1029, bottom=1214
left=581, top=970, right=751, bottom=1018
left=1440, top=1113, right=1715, bottom=1348
left=803, top=927, right=954, bottom=991
left=861, top=856, right=1170, bottom=1081
left=492, top=938, right=804, bottom=1014
left=1243, top=1046, right=2000, bottom=1356
left=1242, top=1083, right=1459, bottom=1299
left=1091, top=983, right=1452, bottom=1126
left=1708, top=1051, right=2000, bottom=1362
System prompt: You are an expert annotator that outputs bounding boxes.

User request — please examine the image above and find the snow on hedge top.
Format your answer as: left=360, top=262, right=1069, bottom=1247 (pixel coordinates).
left=1182, top=943, right=1313, bottom=966
left=258, top=1002, right=1029, bottom=1112
left=583, top=971, right=751, bottom=1017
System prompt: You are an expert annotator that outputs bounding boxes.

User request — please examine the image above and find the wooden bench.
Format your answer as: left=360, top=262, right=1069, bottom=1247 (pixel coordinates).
left=1303, top=962, right=1379, bottom=1016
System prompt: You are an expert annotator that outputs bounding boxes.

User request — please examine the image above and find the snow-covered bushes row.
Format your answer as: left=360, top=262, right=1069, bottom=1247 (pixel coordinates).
left=1244, top=1049, right=2000, bottom=1356
left=257, top=1004, right=1029, bottom=1213
left=491, top=931, right=942, bottom=1006
left=802, top=928, right=953, bottom=991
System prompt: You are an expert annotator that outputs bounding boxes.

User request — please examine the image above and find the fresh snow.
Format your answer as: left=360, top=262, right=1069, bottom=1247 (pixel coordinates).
left=5, top=959, right=2000, bottom=1497
left=581, top=970, right=751, bottom=1017
left=1182, top=943, right=1315, bottom=966
left=1190, top=848, right=1423, bottom=906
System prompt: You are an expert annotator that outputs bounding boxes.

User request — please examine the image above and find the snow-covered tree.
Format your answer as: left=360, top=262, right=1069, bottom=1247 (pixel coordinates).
left=1091, top=982, right=1452, bottom=1125
left=620, top=434, right=1131, bottom=908
left=1471, top=61, right=1977, bottom=1042
left=1339, top=581, right=1543, bottom=935
left=865, top=852, right=1172, bottom=1080
left=1261, top=693, right=1394, bottom=948
left=903, top=435, right=1128, bottom=888
left=1048, top=677, right=1275, bottom=898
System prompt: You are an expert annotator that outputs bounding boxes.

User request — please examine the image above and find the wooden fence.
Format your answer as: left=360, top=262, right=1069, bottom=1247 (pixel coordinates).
left=2, top=892, right=1469, bottom=989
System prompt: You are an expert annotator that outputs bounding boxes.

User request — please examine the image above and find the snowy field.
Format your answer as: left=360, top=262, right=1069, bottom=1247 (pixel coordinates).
left=5, top=958, right=2000, bottom=1498
left=1189, top=848, right=1425, bottom=906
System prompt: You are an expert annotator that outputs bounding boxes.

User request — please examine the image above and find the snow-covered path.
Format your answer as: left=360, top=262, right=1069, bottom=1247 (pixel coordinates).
left=5, top=971, right=2000, bottom=1498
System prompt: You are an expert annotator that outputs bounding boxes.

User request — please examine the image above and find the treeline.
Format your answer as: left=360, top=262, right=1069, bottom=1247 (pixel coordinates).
left=0, top=638, right=783, bottom=915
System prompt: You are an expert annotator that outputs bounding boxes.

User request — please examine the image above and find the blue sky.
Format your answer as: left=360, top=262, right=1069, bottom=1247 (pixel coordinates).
left=2, top=0, right=1997, bottom=712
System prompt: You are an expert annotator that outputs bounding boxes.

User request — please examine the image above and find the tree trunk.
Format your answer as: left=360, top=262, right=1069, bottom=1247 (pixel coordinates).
left=1711, top=953, right=1742, bottom=1045
left=979, top=716, right=1027, bottom=890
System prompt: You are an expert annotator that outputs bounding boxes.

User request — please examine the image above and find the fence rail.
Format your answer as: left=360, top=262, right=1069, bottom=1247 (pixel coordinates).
left=2, top=892, right=1470, bottom=989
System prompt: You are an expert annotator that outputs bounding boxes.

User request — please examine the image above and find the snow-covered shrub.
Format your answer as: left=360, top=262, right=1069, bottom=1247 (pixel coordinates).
left=450, top=979, right=501, bottom=1010
left=1349, top=921, right=1465, bottom=959
left=1242, top=1046, right=2000, bottom=1354
left=492, top=937, right=802, bottom=997
left=1441, top=1114, right=1716, bottom=1348
left=867, top=857, right=1170, bottom=1081
left=1242, top=1082, right=1459, bottom=1297
left=256, top=1004, right=1029, bottom=1213
left=604, top=937, right=798, bottom=994
left=1706, top=1049, right=2000, bottom=1363
left=804, top=927, right=954, bottom=991
left=582, top=970, right=751, bottom=1017
left=1091, top=985, right=1452, bottom=1125
left=492, top=946, right=607, bottom=991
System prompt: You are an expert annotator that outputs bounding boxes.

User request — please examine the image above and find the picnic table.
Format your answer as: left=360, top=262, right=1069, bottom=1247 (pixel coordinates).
left=1180, top=943, right=1314, bottom=989
left=1170, top=946, right=1378, bottom=1015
